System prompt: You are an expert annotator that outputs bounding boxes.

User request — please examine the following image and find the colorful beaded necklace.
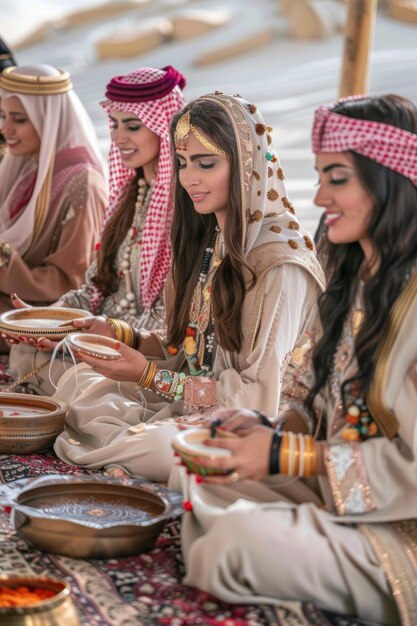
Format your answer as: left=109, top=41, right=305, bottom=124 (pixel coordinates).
left=184, top=227, right=220, bottom=376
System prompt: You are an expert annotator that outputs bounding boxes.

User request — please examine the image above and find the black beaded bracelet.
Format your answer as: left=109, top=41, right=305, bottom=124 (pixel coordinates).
left=268, top=430, right=282, bottom=475
left=253, top=410, right=273, bottom=428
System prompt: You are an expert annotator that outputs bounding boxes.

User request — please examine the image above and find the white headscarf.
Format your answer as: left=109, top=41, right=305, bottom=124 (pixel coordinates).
left=0, top=64, right=106, bottom=256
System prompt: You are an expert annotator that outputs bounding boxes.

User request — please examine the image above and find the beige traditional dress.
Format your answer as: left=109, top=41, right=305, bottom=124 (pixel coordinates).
left=0, top=151, right=106, bottom=312
left=169, top=270, right=417, bottom=626
left=0, top=66, right=107, bottom=313
left=9, top=185, right=163, bottom=395
left=53, top=93, right=325, bottom=481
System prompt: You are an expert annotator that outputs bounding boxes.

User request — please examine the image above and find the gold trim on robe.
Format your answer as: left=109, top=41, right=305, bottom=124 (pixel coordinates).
left=367, top=269, right=417, bottom=439
left=323, top=443, right=376, bottom=515
left=360, top=521, right=417, bottom=626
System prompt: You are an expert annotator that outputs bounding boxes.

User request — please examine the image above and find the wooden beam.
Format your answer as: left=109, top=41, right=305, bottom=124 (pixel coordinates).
left=339, top=0, right=378, bottom=97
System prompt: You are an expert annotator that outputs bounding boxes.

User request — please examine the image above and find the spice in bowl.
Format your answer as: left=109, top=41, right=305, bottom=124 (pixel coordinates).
left=0, top=585, right=56, bottom=607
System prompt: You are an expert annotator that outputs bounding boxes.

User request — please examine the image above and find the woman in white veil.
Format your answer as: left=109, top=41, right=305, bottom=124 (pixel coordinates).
left=0, top=64, right=107, bottom=320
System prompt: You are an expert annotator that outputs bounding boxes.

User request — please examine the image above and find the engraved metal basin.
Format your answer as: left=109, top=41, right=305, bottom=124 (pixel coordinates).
left=0, top=576, right=80, bottom=626
left=0, top=394, right=68, bottom=454
left=0, top=474, right=183, bottom=559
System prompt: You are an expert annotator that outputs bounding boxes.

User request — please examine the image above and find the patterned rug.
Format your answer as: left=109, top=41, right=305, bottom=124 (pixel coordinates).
left=0, top=451, right=371, bottom=626
left=0, top=354, right=12, bottom=385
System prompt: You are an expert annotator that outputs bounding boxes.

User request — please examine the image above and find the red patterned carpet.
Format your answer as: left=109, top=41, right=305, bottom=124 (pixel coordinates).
left=0, top=450, right=372, bottom=626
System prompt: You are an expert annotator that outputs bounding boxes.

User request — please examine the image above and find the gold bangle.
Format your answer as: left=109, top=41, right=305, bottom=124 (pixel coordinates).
left=106, top=318, right=135, bottom=347
left=148, top=362, right=158, bottom=389
left=105, top=318, right=118, bottom=338
left=124, top=323, right=135, bottom=348
left=137, top=361, right=152, bottom=387
left=138, top=361, right=157, bottom=390
left=141, top=363, right=153, bottom=388
left=117, top=320, right=125, bottom=343
left=311, top=440, right=318, bottom=476
left=292, top=433, right=300, bottom=477
left=303, top=435, right=313, bottom=477
left=144, top=363, right=157, bottom=389
left=297, top=433, right=305, bottom=477
left=280, top=432, right=289, bottom=475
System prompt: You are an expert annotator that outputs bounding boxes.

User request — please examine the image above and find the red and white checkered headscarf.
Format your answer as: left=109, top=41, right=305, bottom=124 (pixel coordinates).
left=100, top=66, right=185, bottom=310
left=312, top=100, right=417, bottom=187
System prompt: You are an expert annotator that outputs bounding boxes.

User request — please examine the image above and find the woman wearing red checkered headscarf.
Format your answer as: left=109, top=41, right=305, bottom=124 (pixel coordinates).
left=9, top=66, right=186, bottom=394
left=165, top=94, right=417, bottom=626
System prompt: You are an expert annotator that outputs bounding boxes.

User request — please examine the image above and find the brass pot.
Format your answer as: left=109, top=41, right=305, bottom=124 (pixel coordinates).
left=0, top=394, right=67, bottom=454
left=1, top=474, right=184, bottom=559
left=0, top=576, right=80, bottom=626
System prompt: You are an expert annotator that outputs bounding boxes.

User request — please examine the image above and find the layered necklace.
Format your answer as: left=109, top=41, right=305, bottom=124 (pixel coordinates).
left=185, top=227, right=222, bottom=376
left=115, top=178, right=151, bottom=316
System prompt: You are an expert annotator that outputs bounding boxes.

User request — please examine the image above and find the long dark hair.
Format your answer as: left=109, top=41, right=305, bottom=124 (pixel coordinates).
left=92, top=170, right=143, bottom=296
left=307, top=95, right=417, bottom=419
left=167, top=99, right=256, bottom=352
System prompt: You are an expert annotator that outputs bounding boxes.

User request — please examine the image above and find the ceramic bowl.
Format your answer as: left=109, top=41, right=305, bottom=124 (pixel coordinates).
left=67, top=333, right=121, bottom=360
left=172, top=427, right=237, bottom=475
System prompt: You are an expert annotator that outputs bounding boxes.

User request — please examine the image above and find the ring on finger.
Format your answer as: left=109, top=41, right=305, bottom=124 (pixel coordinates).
left=229, top=471, right=240, bottom=483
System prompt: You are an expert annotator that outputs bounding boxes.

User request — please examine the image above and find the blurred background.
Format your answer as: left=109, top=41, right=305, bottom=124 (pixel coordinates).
left=1, top=0, right=416, bottom=233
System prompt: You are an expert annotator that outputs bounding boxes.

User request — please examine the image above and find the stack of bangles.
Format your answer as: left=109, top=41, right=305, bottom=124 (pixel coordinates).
left=137, top=363, right=186, bottom=402
left=106, top=318, right=141, bottom=350
left=269, top=430, right=317, bottom=478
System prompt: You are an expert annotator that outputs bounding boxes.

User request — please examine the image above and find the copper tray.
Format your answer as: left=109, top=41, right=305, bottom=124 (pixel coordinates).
left=0, top=307, right=89, bottom=340
left=0, top=393, right=68, bottom=454
left=0, top=474, right=183, bottom=559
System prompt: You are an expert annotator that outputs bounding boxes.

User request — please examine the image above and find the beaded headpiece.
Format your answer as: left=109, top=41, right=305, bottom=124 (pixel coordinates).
left=0, top=66, right=72, bottom=95
left=174, top=109, right=229, bottom=159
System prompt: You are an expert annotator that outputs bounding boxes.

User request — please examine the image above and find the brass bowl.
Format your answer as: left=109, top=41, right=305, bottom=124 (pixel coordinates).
left=1, top=474, right=183, bottom=559
left=0, top=394, right=68, bottom=454
left=0, top=306, right=90, bottom=340
left=0, top=576, right=80, bottom=626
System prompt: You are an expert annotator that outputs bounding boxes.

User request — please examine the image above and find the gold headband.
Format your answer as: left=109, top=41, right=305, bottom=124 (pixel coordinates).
left=174, top=110, right=229, bottom=159
left=0, top=66, right=73, bottom=95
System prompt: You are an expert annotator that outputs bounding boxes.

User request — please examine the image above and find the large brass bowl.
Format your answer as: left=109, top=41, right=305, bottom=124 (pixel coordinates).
left=0, top=307, right=89, bottom=341
left=0, top=394, right=68, bottom=454
left=1, top=474, right=183, bottom=559
left=0, top=576, right=80, bottom=626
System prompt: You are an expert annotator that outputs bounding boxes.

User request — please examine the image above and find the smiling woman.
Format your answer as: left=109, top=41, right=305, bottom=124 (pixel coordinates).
left=0, top=64, right=107, bottom=327
left=1, top=96, right=41, bottom=157
left=52, top=93, right=325, bottom=482
left=167, top=94, right=417, bottom=626
left=315, top=154, right=375, bottom=261
left=9, top=65, right=186, bottom=393
left=176, top=132, right=231, bottom=230
left=108, top=111, right=160, bottom=175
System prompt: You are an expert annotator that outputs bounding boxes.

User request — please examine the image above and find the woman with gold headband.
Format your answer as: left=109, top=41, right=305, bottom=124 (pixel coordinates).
left=0, top=65, right=107, bottom=328
left=0, top=37, right=17, bottom=161
left=7, top=65, right=186, bottom=394
left=52, top=93, right=324, bottom=481
left=169, top=94, right=417, bottom=626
